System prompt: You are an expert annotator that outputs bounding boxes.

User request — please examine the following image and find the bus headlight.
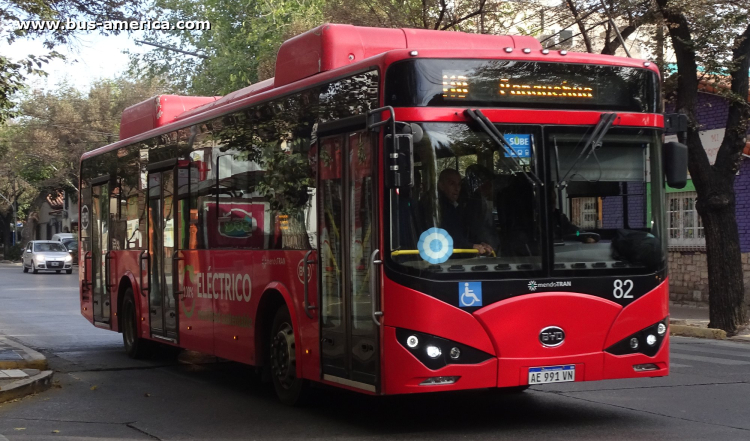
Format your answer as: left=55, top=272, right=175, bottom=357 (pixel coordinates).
left=426, top=345, right=442, bottom=359
left=605, top=317, right=669, bottom=357
left=396, top=328, right=493, bottom=370
left=657, top=323, right=667, bottom=336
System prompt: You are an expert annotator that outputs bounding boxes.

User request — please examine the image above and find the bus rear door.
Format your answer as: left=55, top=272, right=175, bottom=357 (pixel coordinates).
left=86, top=175, right=114, bottom=328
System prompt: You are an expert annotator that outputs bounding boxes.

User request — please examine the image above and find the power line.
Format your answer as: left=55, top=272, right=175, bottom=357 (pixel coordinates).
left=135, top=40, right=209, bottom=59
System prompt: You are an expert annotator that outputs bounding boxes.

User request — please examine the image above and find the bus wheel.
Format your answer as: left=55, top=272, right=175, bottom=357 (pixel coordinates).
left=122, top=289, right=150, bottom=359
left=270, top=306, right=306, bottom=405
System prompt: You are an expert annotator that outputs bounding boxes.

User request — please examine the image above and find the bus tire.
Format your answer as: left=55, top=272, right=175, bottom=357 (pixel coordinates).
left=122, top=289, right=150, bottom=359
left=270, top=306, right=307, bottom=405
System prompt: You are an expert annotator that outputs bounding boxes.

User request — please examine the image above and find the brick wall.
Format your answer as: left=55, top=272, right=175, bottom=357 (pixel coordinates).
left=601, top=182, right=646, bottom=229
left=668, top=251, right=709, bottom=302
left=735, top=159, right=750, bottom=253
left=669, top=252, right=750, bottom=303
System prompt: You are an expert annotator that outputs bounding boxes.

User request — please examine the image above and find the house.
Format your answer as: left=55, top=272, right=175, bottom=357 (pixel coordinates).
left=35, top=190, right=79, bottom=240
left=666, top=82, right=750, bottom=303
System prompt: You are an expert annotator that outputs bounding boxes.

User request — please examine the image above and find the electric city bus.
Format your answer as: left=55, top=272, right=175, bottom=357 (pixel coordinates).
left=78, top=24, right=687, bottom=404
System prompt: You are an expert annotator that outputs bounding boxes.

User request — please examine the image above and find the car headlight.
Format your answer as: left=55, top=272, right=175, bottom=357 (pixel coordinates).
left=36, top=254, right=46, bottom=262
left=64, top=255, right=72, bottom=262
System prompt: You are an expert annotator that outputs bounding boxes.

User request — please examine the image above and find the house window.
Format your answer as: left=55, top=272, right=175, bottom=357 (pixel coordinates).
left=667, top=191, right=705, bottom=249
left=571, top=197, right=599, bottom=229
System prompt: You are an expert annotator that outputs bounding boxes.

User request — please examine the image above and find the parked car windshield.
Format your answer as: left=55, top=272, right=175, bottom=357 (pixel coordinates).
left=62, top=239, right=77, bottom=250
left=34, top=243, right=67, bottom=252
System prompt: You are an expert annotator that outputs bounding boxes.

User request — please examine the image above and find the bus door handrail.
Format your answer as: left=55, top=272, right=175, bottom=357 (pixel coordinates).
left=139, top=250, right=150, bottom=297
left=172, top=250, right=185, bottom=299
left=303, top=249, right=317, bottom=318
left=82, top=251, right=92, bottom=288
left=104, top=250, right=115, bottom=290
left=370, top=249, right=383, bottom=326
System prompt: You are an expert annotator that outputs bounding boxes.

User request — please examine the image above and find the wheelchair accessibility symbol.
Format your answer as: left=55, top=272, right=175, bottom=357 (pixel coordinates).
left=459, top=282, right=482, bottom=307
left=418, top=228, right=453, bottom=264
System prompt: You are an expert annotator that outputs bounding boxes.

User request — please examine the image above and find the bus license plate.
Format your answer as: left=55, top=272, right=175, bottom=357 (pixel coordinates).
left=528, top=365, right=575, bottom=385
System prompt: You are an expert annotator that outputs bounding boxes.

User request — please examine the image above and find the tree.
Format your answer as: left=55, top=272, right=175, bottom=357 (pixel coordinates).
left=653, top=0, right=750, bottom=334
left=0, top=0, right=142, bottom=123
left=322, top=0, right=512, bottom=32
left=129, top=0, right=325, bottom=95
left=0, top=76, right=166, bottom=250
left=129, top=1, right=539, bottom=94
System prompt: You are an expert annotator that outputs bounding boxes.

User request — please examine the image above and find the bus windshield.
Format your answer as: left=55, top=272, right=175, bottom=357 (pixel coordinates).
left=387, top=122, right=665, bottom=278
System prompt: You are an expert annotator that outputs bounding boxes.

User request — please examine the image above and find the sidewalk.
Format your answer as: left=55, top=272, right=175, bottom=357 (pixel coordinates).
left=670, top=302, right=750, bottom=342
left=0, top=336, right=53, bottom=403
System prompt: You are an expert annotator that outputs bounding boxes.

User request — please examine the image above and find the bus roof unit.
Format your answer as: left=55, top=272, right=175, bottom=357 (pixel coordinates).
left=274, top=23, right=542, bottom=87
left=119, top=95, right=218, bottom=140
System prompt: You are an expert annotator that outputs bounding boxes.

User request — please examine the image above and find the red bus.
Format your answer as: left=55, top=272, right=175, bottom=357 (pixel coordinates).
left=79, top=24, right=687, bottom=404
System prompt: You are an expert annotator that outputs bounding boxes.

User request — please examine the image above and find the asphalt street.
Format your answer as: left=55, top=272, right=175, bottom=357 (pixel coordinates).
left=0, top=263, right=749, bottom=440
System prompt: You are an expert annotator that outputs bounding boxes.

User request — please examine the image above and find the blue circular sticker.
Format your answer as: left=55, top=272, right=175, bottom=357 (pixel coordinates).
left=418, top=228, right=453, bottom=264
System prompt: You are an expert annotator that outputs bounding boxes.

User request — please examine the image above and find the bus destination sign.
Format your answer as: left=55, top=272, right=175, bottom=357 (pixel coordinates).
left=442, top=70, right=594, bottom=102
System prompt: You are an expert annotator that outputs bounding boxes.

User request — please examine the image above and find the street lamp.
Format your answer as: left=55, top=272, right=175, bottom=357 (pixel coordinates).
left=0, top=191, right=17, bottom=246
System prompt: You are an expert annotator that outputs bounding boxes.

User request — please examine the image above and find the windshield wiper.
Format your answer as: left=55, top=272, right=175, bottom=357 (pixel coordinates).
left=464, top=109, right=542, bottom=188
left=556, top=113, right=617, bottom=189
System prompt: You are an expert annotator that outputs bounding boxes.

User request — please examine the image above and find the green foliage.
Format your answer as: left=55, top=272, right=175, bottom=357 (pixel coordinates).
left=0, top=76, right=166, bottom=193
left=129, top=0, right=325, bottom=95
left=0, top=0, right=143, bottom=122
left=3, top=243, right=23, bottom=261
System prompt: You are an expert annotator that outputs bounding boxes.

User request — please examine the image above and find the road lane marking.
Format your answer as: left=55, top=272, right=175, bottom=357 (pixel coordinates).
left=669, top=362, right=692, bottom=368
left=671, top=353, right=750, bottom=365
left=671, top=345, right=750, bottom=358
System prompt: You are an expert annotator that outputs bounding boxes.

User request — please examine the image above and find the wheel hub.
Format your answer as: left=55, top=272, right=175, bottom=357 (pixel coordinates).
left=271, top=323, right=296, bottom=389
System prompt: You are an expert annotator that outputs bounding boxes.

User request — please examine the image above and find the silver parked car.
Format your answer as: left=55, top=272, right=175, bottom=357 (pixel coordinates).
left=22, top=240, right=74, bottom=274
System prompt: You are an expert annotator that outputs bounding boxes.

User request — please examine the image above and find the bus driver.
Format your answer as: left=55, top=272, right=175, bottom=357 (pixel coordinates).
left=436, top=168, right=494, bottom=256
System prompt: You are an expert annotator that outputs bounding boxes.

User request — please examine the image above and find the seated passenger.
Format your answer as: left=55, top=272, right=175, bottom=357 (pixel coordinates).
left=436, top=168, right=494, bottom=256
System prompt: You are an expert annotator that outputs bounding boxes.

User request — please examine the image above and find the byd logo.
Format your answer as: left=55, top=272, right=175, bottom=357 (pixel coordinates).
left=539, top=326, right=565, bottom=347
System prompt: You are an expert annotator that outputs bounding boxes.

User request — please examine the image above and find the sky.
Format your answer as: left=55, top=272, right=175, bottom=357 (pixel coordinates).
left=2, top=31, right=148, bottom=92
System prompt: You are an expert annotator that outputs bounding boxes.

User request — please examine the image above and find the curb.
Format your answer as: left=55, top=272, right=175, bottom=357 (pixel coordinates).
left=0, top=337, right=47, bottom=370
left=0, top=370, right=54, bottom=403
left=670, top=324, right=727, bottom=340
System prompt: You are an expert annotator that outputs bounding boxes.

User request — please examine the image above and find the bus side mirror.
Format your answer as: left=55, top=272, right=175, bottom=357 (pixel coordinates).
left=385, top=134, right=414, bottom=188
left=664, top=141, right=688, bottom=189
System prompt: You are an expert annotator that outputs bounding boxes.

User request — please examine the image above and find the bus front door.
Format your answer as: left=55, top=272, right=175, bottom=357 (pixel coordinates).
left=147, top=167, right=179, bottom=342
left=90, top=178, right=113, bottom=327
left=319, top=131, right=380, bottom=392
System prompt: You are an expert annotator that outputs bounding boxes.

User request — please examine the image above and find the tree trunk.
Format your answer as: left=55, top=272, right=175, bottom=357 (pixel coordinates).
left=699, top=182, right=747, bottom=333
left=0, top=212, right=9, bottom=259
left=656, top=0, right=750, bottom=334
